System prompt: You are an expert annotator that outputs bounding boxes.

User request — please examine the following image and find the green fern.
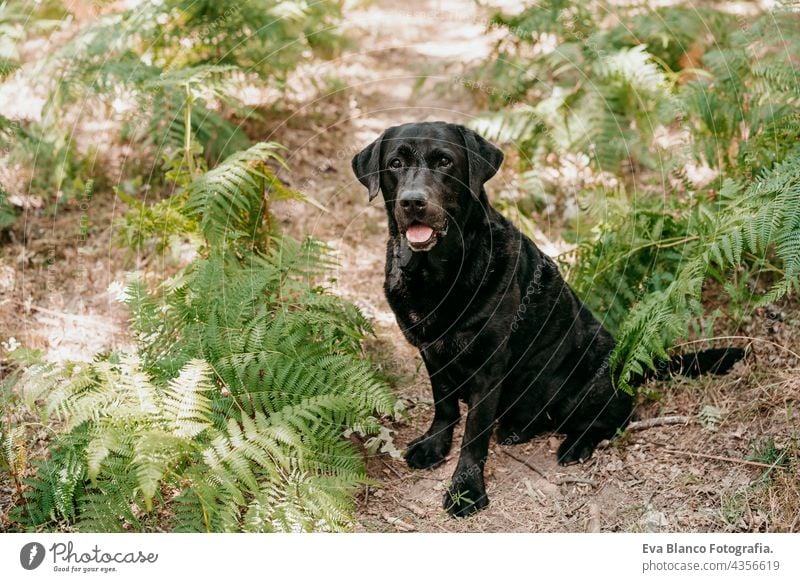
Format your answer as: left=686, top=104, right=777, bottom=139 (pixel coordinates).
left=473, top=1, right=676, bottom=173
left=472, top=0, right=800, bottom=393
left=14, top=344, right=392, bottom=531
left=5, top=0, right=347, bottom=207
left=606, top=156, right=800, bottom=391
left=41, top=0, right=346, bottom=159
left=120, top=140, right=325, bottom=252
left=11, top=129, right=395, bottom=531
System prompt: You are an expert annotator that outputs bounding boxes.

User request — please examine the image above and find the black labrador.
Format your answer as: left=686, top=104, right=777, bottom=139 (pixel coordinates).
left=352, top=121, right=743, bottom=517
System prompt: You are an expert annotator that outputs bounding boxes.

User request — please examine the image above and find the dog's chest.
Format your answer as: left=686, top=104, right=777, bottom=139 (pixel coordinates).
left=421, top=332, right=475, bottom=359
left=383, top=238, right=502, bottom=353
left=386, top=292, right=479, bottom=362
left=384, top=278, right=444, bottom=340
left=390, top=298, right=441, bottom=346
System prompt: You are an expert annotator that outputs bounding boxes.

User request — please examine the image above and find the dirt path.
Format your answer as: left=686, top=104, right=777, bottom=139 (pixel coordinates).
left=0, top=178, right=131, bottom=363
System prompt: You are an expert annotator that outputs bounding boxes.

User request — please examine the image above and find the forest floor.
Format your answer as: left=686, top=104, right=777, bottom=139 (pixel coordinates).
left=1, top=0, right=798, bottom=532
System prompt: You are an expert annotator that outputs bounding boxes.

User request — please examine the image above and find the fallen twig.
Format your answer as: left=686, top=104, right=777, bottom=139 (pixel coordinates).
left=627, top=416, right=690, bottom=431
left=555, top=475, right=597, bottom=487
left=382, top=512, right=416, bottom=532
left=394, top=498, right=427, bottom=518
left=500, top=448, right=548, bottom=479
left=587, top=502, right=601, bottom=533
left=379, top=457, right=405, bottom=479
left=565, top=498, right=590, bottom=517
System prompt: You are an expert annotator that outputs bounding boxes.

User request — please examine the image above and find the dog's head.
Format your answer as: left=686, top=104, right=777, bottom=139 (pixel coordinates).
left=352, top=121, right=503, bottom=252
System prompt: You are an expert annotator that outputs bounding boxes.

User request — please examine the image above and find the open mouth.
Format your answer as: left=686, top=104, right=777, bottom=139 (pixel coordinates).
left=404, top=220, right=447, bottom=252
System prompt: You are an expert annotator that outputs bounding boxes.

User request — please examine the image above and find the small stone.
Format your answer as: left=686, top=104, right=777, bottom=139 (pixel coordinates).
left=641, top=510, right=669, bottom=532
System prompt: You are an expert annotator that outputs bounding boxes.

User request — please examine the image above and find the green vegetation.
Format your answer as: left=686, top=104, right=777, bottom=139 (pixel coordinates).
left=1, top=0, right=347, bottom=210
left=5, top=138, right=396, bottom=532
left=1, top=0, right=397, bottom=532
left=470, top=0, right=800, bottom=390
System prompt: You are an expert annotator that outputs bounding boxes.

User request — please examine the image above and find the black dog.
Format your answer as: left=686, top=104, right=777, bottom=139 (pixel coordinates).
left=352, top=121, right=743, bottom=517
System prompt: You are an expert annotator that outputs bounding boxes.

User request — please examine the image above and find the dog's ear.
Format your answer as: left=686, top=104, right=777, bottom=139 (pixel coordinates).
left=458, top=126, right=504, bottom=200
left=351, top=132, right=385, bottom=202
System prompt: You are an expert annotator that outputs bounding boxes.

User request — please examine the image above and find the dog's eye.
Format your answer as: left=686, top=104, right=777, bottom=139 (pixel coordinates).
left=437, top=157, right=453, bottom=168
left=389, top=158, right=403, bottom=169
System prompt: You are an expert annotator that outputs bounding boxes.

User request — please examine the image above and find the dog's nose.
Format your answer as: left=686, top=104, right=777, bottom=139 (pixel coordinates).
left=398, top=191, right=428, bottom=211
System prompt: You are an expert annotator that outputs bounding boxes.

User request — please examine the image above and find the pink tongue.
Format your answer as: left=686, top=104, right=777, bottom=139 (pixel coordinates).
left=406, top=224, right=434, bottom=244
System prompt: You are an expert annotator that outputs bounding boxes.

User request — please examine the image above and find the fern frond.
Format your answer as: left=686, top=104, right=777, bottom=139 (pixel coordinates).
left=161, top=359, right=215, bottom=438
left=183, top=141, right=292, bottom=245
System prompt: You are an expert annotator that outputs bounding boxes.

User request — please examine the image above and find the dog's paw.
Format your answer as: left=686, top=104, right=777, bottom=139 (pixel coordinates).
left=404, top=432, right=451, bottom=469
left=443, top=472, right=488, bottom=518
left=557, top=435, right=596, bottom=465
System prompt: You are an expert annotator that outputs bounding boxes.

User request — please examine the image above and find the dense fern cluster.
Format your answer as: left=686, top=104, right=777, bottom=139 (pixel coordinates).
left=473, top=1, right=800, bottom=390
left=598, top=163, right=800, bottom=390
left=474, top=0, right=675, bottom=174
left=476, top=2, right=800, bottom=176
left=2, top=1, right=393, bottom=532
left=9, top=141, right=396, bottom=532
left=16, top=346, right=392, bottom=532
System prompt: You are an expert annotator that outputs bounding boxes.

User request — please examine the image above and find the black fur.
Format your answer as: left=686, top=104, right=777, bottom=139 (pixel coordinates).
left=352, top=121, right=744, bottom=518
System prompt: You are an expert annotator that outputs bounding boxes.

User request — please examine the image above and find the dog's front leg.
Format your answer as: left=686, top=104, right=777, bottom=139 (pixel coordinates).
left=444, top=359, right=505, bottom=518
left=405, top=352, right=460, bottom=469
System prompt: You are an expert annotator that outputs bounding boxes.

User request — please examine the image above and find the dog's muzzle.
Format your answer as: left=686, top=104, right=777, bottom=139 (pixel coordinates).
left=403, top=219, right=448, bottom=252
